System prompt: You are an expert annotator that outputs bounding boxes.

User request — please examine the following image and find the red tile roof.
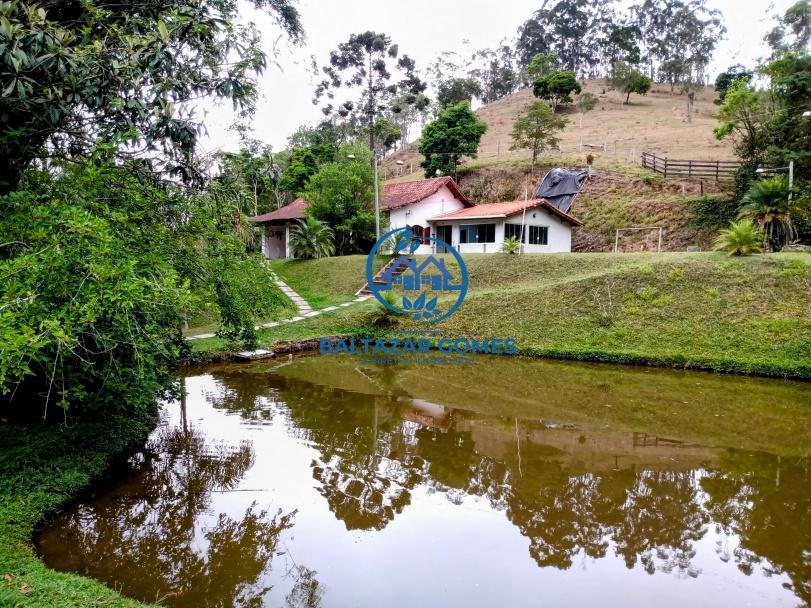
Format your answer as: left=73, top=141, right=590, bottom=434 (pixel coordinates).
left=428, top=198, right=583, bottom=226
left=249, top=198, right=308, bottom=223
left=382, top=177, right=473, bottom=211
left=250, top=178, right=474, bottom=223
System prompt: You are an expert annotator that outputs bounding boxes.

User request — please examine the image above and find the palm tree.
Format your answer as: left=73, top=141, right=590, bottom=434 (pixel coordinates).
left=714, top=220, right=763, bottom=256
left=289, top=217, right=335, bottom=259
left=738, top=176, right=804, bottom=251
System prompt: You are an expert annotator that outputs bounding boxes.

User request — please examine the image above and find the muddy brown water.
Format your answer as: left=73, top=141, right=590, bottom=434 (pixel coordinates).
left=36, top=355, right=811, bottom=607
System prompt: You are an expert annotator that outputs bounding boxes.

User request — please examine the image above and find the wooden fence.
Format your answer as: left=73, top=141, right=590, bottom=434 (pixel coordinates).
left=640, top=152, right=740, bottom=180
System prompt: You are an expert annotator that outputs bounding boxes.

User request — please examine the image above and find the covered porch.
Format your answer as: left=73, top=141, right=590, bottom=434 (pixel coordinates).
left=249, top=198, right=308, bottom=260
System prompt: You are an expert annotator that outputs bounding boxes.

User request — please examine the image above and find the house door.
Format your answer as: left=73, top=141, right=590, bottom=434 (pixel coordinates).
left=434, top=225, right=452, bottom=253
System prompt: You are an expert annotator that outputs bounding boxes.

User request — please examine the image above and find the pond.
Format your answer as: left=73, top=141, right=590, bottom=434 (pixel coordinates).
left=37, top=355, right=811, bottom=608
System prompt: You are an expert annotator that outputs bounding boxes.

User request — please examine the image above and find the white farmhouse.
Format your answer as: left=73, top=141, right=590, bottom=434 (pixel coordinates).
left=427, top=198, right=582, bottom=254
left=250, top=177, right=581, bottom=258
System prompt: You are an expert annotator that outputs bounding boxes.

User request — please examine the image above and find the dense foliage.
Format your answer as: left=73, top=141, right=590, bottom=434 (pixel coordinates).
left=532, top=71, right=581, bottom=112
left=609, top=62, right=652, bottom=104
left=419, top=102, right=488, bottom=178
left=302, top=144, right=376, bottom=255
left=739, top=177, right=806, bottom=251
left=289, top=218, right=336, bottom=259
left=714, top=221, right=764, bottom=256
left=0, top=157, right=185, bottom=418
left=0, top=0, right=302, bottom=194
left=0, top=151, right=292, bottom=418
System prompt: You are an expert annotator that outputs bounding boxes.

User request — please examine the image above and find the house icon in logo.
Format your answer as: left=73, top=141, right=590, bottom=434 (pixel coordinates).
left=366, top=227, right=468, bottom=324
left=380, top=256, right=463, bottom=292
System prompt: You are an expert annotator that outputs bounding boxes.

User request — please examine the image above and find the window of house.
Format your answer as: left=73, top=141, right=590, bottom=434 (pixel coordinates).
left=527, top=225, right=549, bottom=245
left=459, top=224, right=496, bottom=244
left=504, top=223, right=524, bottom=242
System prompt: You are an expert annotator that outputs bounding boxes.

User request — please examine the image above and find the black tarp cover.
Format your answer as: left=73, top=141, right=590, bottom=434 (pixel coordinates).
left=535, top=168, right=589, bottom=213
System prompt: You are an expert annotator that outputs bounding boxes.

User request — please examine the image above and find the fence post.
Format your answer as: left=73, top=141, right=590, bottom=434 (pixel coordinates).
left=664, top=158, right=668, bottom=178
left=688, top=160, right=692, bottom=178
left=716, top=161, right=719, bottom=181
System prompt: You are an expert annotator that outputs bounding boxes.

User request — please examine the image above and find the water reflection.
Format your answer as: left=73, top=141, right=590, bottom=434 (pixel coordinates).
left=37, top=425, right=296, bottom=607
left=38, top=356, right=811, bottom=608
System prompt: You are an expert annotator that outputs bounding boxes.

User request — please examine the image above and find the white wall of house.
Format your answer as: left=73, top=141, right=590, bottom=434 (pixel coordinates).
left=506, top=208, right=572, bottom=253
left=262, top=225, right=289, bottom=259
left=429, top=206, right=573, bottom=254
left=386, top=185, right=468, bottom=255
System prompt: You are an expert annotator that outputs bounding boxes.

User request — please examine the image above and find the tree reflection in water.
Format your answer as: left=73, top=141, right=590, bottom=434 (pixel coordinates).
left=38, top=425, right=297, bottom=607
left=38, top=361, right=811, bottom=608
left=260, top=371, right=811, bottom=605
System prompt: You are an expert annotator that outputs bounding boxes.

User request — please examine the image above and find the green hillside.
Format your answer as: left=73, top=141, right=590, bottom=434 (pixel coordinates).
left=192, top=252, right=811, bottom=379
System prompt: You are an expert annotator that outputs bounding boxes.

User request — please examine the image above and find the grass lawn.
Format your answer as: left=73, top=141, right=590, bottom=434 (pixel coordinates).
left=0, top=414, right=158, bottom=608
left=226, top=251, right=811, bottom=378
left=269, top=255, right=388, bottom=308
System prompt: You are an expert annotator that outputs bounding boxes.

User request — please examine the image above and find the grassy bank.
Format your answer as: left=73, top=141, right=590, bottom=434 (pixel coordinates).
left=204, top=252, right=811, bottom=378
left=0, top=415, right=157, bottom=607
left=268, top=255, right=387, bottom=308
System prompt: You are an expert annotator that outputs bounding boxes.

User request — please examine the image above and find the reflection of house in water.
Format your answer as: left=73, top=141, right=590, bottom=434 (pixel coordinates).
left=442, top=415, right=716, bottom=472
left=400, top=398, right=453, bottom=431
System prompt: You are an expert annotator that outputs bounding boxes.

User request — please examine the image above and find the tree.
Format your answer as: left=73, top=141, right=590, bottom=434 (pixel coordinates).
left=765, top=0, right=811, bottom=54
left=609, top=62, right=652, bottom=104
left=436, top=78, right=483, bottom=109
left=659, top=58, right=688, bottom=94
left=739, top=177, right=806, bottom=251
left=604, top=24, right=642, bottom=67
left=418, top=102, right=487, bottom=178
left=389, top=91, right=430, bottom=149
left=468, top=42, right=519, bottom=104
left=761, top=52, right=811, bottom=176
left=278, top=145, right=335, bottom=195
left=714, top=65, right=754, bottom=101
left=289, top=218, right=335, bottom=259
left=0, top=0, right=303, bottom=195
left=302, top=144, right=376, bottom=255
left=526, top=52, right=560, bottom=81
left=516, top=0, right=614, bottom=74
left=576, top=92, right=599, bottom=128
left=287, top=120, right=353, bottom=151
left=713, top=79, right=768, bottom=164
left=368, top=117, right=403, bottom=155
left=217, top=143, right=280, bottom=216
left=630, top=0, right=725, bottom=84
left=509, top=102, right=568, bottom=168
left=313, top=32, right=426, bottom=158
left=533, top=71, right=582, bottom=112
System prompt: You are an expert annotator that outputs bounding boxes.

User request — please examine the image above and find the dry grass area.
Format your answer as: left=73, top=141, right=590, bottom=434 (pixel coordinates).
left=383, top=78, right=735, bottom=180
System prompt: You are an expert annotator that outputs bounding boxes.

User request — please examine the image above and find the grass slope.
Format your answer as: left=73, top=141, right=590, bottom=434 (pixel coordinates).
left=383, top=78, right=735, bottom=179
left=269, top=255, right=387, bottom=308
left=0, top=415, right=157, bottom=607
left=387, top=153, right=731, bottom=253
left=237, top=252, right=811, bottom=378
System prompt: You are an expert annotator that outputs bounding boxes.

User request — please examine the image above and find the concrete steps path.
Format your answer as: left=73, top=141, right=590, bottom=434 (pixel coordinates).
left=185, top=271, right=370, bottom=342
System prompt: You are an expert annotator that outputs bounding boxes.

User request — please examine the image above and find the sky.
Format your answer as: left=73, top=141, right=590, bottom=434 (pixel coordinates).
left=197, top=0, right=797, bottom=156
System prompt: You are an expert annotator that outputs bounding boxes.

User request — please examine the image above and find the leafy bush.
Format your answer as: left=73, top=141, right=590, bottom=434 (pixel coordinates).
left=714, top=220, right=764, bottom=256
left=289, top=217, right=336, bottom=259
left=686, top=196, right=740, bottom=231
left=739, top=176, right=805, bottom=251
left=0, top=159, right=187, bottom=419
left=0, top=150, right=292, bottom=419
left=502, top=236, right=521, bottom=254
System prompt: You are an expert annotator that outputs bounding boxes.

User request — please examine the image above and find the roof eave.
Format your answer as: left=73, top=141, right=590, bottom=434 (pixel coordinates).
left=427, top=214, right=507, bottom=221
